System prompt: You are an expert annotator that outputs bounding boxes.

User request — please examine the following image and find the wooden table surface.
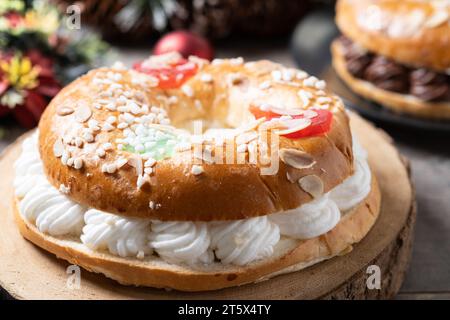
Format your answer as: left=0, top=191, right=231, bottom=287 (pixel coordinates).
left=1, top=40, right=449, bottom=300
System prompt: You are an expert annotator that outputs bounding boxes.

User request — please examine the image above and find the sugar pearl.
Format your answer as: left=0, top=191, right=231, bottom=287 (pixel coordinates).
left=67, top=157, right=74, bottom=166
left=74, top=157, right=83, bottom=169
left=259, top=81, right=271, bottom=90
left=200, top=74, right=213, bottom=83
left=96, top=148, right=106, bottom=158
left=83, top=132, right=95, bottom=143
left=103, top=142, right=113, bottom=150
left=315, top=80, right=326, bottom=90
left=106, top=163, right=117, bottom=173
left=191, top=165, right=204, bottom=175
left=106, top=116, right=117, bottom=124
left=181, top=85, right=194, bottom=97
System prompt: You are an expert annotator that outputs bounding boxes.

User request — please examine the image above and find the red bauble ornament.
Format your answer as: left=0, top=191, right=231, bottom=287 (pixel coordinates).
left=153, top=31, right=214, bottom=61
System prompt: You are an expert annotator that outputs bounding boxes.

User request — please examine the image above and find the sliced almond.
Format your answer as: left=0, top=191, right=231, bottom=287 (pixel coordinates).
left=236, top=117, right=267, bottom=134
left=57, top=106, right=74, bottom=116
left=298, top=174, right=323, bottom=198
left=269, top=106, right=305, bottom=116
left=279, top=148, right=316, bottom=169
left=116, top=157, right=128, bottom=168
left=286, top=171, right=297, bottom=183
left=136, top=174, right=150, bottom=189
left=259, top=119, right=285, bottom=131
left=424, top=11, right=449, bottom=28
left=127, top=154, right=143, bottom=176
left=245, top=61, right=278, bottom=76
left=276, top=118, right=311, bottom=136
left=236, top=131, right=258, bottom=145
left=53, top=139, right=64, bottom=158
left=75, top=103, right=92, bottom=123
left=303, top=109, right=318, bottom=118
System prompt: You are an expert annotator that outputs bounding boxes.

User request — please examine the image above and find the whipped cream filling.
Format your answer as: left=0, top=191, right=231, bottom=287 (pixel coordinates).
left=210, top=216, right=280, bottom=265
left=269, top=194, right=340, bottom=239
left=14, top=132, right=371, bottom=266
left=81, top=209, right=152, bottom=258
left=329, top=136, right=372, bottom=211
left=149, top=221, right=213, bottom=264
left=19, top=179, right=85, bottom=236
left=14, top=134, right=45, bottom=198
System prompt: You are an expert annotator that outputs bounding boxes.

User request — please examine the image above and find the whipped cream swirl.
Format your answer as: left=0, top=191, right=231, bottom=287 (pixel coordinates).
left=19, top=178, right=85, bottom=236
left=149, top=221, right=213, bottom=264
left=210, top=216, right=280, bottom=265
left=351, top=135, right=368, bottom=160
left=81, top=209, right=152, bottom=258
left=14, top=132, right=45, bottom=198
left=329, top=137, right=371, bottom=211
left=269, top=195, right=340, bottom=239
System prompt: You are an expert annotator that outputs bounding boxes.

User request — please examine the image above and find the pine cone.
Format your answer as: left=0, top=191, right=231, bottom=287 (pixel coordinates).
left=309, top=0, right=336, bottom=6
left=54, top=0, right=157, bottom=43
left=171, top=0, right=310, bottom=39
left=55, top=0, right=310, bottom=41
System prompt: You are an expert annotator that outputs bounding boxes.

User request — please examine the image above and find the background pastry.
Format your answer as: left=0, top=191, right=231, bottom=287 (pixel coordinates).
left=332, top=0, right=450, bottom=119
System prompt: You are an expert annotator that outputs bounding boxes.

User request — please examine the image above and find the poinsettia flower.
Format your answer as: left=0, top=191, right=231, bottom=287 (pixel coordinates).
left=0, top=78, right=8, bottom=95
left=26, top=49, right=55, bottom=77
left=0, top=52, right=60, bottom=128
left=4, top=11, right=23, bottom=28
left=0, top=54, right=40, bottom=90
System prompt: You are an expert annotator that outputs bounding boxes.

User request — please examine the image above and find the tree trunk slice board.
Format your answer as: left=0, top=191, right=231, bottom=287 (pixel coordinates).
left=0, top=114, right=415, bottom=300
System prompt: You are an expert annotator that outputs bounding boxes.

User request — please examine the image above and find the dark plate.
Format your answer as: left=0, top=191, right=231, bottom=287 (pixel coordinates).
left=290, top=10, right=450, bottom=132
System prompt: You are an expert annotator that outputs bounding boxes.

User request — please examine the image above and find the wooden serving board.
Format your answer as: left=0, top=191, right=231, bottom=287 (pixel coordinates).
left=0, top=114, right=415, bottom=300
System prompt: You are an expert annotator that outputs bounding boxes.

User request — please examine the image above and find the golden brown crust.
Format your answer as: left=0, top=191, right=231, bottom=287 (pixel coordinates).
left=332, top=40, right=450, bottom=120
left=38, top=59, right=354, bottom=221
left=13, top=173, right=380, bottom=292
left=336, top=0, right=450, bottom=72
